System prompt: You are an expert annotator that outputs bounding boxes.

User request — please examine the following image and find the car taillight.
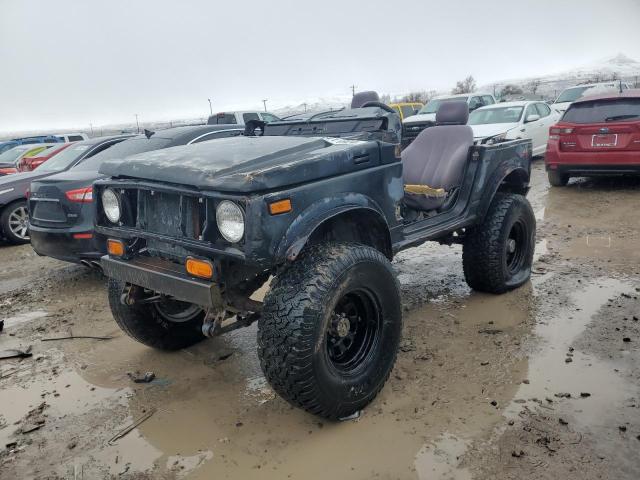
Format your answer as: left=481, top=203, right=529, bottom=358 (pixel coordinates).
left=65, top=186, right=93, bottom=203
left=549, top=126, right=573, bottom=140
left=0, top=167, right=17, bottom=175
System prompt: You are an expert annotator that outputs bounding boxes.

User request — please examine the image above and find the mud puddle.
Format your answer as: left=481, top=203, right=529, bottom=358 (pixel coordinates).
left=505, top=278, right=636, bottom=422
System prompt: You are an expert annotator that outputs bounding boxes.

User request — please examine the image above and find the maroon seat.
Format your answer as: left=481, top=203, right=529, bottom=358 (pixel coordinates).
left=401, top=101, right=473, bottom=211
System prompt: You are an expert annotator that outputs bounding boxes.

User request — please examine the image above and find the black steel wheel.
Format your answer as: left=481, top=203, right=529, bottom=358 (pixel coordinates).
left=463, top=193, right=535, bottom=293
left=258, top=243, right=402, bottom=420
left=108, top=279, right=207, bottom=350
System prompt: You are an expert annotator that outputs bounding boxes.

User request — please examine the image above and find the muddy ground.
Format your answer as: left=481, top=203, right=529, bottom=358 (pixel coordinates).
left=1, top=161, right=639, bottom=480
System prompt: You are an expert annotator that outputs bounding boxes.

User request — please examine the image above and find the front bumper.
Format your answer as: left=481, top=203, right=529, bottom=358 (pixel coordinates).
left=101, top=255, right=223, bottom=308
left=29, top=226, right=103, bottom=263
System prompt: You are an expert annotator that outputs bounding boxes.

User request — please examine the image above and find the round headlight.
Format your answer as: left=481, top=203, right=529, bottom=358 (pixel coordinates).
left=216, top=200, right=244, bottom=243
left=102, top=188, right=121, bottom=224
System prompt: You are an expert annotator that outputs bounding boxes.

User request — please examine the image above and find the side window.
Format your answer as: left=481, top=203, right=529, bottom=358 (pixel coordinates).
left=68, top=135, right=84, bottom=142
left=81, top=141, right=119, bottom=162
left=260, top=113, right=280, bottom=122
left=535, top=103, right=551, bottom=117
left=209, top=113, right=237, bottom=124
left=482, top=95, right=495, bottom=105
left=524, top=104, right=539, bottom=121
left=468, top=96, right=482, bottom=110
left=243, top=113, right=260, bottom=123
left=191, top=130, right=242, bottom=144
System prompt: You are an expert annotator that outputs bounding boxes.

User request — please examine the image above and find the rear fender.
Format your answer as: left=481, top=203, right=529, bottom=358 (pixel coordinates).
left=478, top=162, right=530, bottom=222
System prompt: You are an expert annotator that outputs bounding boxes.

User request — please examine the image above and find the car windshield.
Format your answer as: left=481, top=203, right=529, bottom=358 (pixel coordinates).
left=419, top=97, right=468, bottom=114
left=561, top=98, right=640, bottom=124
left=555, top=86, right=596, bottom=103
left=468, top=106, right=524, bottom=125
left=0, top=145, right=32, bottom=164
left=37, top=143, right=92, bottom=172
left=73, top=137, right=173, bottom=171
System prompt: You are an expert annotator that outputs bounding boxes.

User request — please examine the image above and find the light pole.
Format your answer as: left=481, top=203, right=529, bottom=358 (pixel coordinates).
left=134, top=114, right=140, bottom=133
left=89, top=122, right=93, bottom=136
left=350, top=84, right=357, bottom=96
left=302, top=102, right=307, bottom=112
left=207, top=98, right=212, bottom=116
left=262, top=99, right=268, bottom=112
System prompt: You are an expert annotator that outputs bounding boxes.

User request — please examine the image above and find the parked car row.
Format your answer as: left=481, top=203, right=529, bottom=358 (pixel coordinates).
left=0, top=133, right=88, bottom=155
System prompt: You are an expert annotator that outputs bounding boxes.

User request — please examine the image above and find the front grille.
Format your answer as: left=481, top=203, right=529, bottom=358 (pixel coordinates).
left=402, top=121, right=435, bottom=148
left=137, top=190, right=204, bottom=240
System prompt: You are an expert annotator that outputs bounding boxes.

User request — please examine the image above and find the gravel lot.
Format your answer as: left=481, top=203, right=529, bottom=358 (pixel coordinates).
left=1, top=161, right=639, bottom=479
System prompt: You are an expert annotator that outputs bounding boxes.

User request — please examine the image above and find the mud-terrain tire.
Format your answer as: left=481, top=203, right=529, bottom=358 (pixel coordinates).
left=547, top=170, right=569, bottom=187
left=1, top=200, right=30, bottom=244
left=463, top=193, right=535, bottom=294
left=108, top=279, right=207, bottom=350
left=258, top=243, right=402, bottom=420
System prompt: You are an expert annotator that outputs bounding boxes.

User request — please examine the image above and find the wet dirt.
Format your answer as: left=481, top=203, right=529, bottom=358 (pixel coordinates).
left=1, top=162, right=639, bottom=479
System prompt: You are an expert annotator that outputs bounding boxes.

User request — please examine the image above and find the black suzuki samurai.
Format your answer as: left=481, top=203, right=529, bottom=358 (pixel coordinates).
left=94, top=92, right=534, bottom=420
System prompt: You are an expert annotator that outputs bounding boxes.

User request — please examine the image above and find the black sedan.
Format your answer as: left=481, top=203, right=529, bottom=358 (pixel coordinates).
left=0, top=135, right=133, bottom=244
left=29, top=124, right=243, bottom=264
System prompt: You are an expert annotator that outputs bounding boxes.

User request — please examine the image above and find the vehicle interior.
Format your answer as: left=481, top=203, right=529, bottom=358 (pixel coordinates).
left=401, top=101, right=473, bottom=216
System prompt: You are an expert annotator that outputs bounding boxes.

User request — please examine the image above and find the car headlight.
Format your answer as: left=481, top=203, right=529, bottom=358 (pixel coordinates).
left=216, top=200, right=244, bottom=243
left=102, top=188, right=121, bottom=224
left=484, top=132, right=508, bottom=145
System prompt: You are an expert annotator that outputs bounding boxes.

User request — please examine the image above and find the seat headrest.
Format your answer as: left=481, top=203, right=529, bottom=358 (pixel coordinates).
left=351, top=91, right=380, bottom=109
left=435, top=101, right=469, bottom=125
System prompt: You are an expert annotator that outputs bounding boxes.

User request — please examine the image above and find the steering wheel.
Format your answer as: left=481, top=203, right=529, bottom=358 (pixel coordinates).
left=244, top=119, right=266, bottom=136
left=360, top=101, right=397, bottom=114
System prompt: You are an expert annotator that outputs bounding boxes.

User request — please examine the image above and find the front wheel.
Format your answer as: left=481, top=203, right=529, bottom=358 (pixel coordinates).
left=1, top=200, right=30, bottom=244
left=463, top=193, right=535, bottom=293
left=108, top=279, right=207, bottom=350
left=258, top=243, right=402, bottom=420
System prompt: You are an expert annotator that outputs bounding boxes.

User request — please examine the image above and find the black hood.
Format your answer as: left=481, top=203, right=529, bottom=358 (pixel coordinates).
left=99, top=135, right=380, bottom=193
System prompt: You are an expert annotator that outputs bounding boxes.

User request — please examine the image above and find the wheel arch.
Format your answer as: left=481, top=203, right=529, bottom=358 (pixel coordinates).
left=274, top=195, right=393, bottom=263
left=478, top=165, right=530, bottom=222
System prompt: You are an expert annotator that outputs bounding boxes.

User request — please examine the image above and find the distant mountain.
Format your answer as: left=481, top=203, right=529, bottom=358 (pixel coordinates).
left=480, top=53, right=640, bottom=99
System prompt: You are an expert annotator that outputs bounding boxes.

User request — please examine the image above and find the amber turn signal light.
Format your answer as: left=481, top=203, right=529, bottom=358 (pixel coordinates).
left=186, top=257, right=214, bottom=279
left=269, top=199, right=292, bottom=215
left=107, top=239, right=125, bottom=257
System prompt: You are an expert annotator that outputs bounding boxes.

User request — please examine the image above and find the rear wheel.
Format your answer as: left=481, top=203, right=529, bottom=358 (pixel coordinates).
left=258, top=243, right=402, bottom=420
left=1, top=200, right=30, bottom=244
left=108, top=279, right=207, bottom=350
left=463, top=193, right=535, bottom=293
left=547, top=170, right=569, bottom=187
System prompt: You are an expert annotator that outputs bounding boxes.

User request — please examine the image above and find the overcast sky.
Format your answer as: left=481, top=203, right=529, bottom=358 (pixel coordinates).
left=1, top=0, right=640, bottom=133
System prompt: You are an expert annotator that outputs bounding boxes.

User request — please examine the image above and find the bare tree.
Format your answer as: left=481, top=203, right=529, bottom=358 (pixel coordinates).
left=500, top=84, right=523, bottom=97
left=526, top=79, right=541, bottom=95
left=451, top=75, right=476, bottom=94
left=380, top=93, right=391, bottom=104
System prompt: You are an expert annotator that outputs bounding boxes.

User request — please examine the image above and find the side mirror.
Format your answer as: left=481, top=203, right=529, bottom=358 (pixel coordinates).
left=525, top=114, right=540, bottom=123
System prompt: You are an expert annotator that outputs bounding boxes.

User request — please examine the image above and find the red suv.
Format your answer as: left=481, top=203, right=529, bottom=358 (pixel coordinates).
left=17, top=142, right=73, bottom=172
left=545, top=89, right=640, bottom=186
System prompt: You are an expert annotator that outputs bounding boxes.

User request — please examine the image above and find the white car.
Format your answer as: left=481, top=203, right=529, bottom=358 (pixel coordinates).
left=468, top=101, right=560, bottom=156
left=552, top=81, right=632, bottom=114
left=403, top=92, right=496, bottom=126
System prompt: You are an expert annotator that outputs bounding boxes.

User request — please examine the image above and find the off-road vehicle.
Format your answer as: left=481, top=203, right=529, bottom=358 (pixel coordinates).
left=94, top=92, right=535, bottom=420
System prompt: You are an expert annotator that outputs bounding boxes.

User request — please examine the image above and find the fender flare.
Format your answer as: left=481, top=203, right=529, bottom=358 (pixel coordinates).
left=274, top=194, right=390, bottom=263
left=478, top=163, right=530, bottom=222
